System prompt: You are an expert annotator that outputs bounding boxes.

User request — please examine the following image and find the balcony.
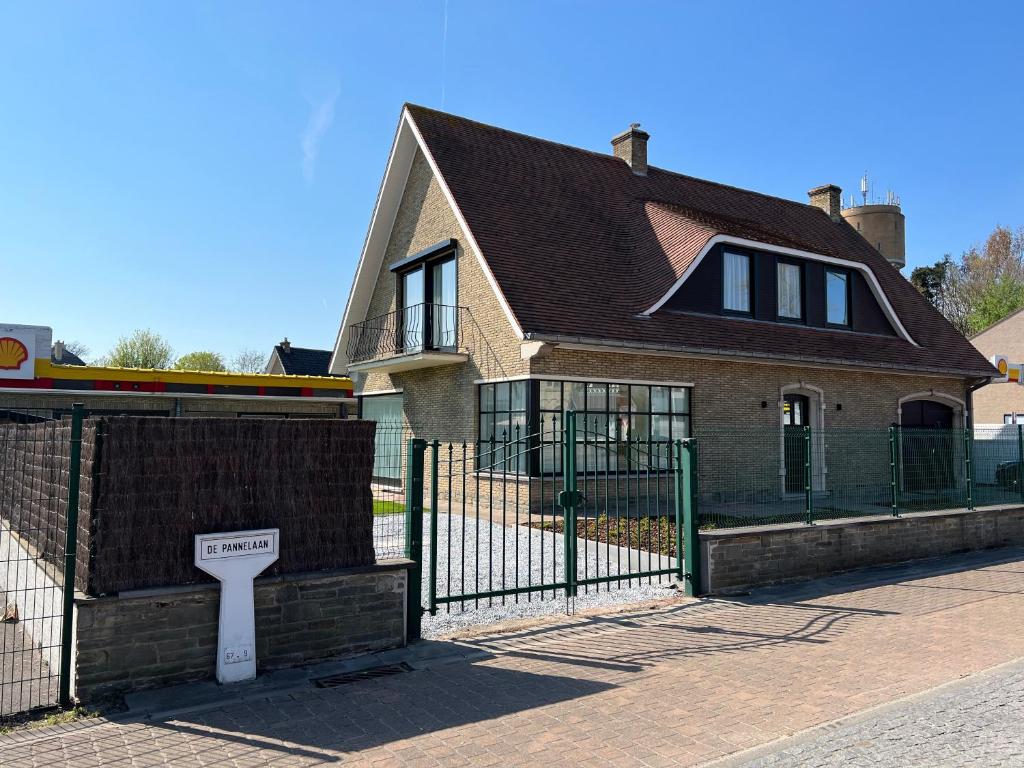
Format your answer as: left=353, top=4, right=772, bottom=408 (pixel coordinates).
left=347, top=303, right=469, bottom=373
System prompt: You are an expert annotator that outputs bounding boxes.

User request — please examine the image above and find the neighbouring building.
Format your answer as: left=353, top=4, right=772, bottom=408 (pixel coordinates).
left=329, top=105, right=995, bottom=505
left=970, top=309, right=1024, bottom=424
left=264, top=338, right=336, bottom=377
left=0, top=323, right=354, bottom=419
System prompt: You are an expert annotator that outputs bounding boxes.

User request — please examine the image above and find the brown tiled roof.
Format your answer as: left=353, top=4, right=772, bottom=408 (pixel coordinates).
left=406, top=104, right=995, bottom=378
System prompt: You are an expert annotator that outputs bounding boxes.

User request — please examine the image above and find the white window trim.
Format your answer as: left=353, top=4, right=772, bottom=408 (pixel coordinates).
left=355, top=388, right=404, bottom=398
left=779, top=382, right=827, bottom=494
left=642, top=234, right=918, bottom=346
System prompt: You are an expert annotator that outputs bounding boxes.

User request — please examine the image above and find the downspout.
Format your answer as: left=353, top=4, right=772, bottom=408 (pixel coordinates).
left=965, top=376, right=991, bottom=431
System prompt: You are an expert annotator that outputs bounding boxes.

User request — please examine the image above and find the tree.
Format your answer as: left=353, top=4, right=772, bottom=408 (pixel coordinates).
left=104, top=329, right=174, bottom=369
left=909, top=225, right=1024, bottom=336
left=175, top=350, right=227, bottom=372
left=232, top=348, right=267, bottom=373
left=910, top=259, right=949, bottom=306
left=63, top=340, right=91, bottom=362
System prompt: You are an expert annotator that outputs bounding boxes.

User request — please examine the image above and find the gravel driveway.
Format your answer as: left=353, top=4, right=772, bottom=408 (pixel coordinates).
left=374, top=512, right=679, bottom=637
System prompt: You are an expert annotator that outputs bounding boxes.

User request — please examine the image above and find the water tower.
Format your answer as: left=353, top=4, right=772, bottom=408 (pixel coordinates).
left=840, top=173, right=906, bottom=269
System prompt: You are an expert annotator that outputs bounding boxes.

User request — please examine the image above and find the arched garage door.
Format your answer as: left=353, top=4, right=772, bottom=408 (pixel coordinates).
left=901, top=399, right=955, bottom=492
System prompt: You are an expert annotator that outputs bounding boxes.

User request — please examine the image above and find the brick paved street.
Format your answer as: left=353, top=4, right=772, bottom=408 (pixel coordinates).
left=2, top=548, right=1024, bottom=767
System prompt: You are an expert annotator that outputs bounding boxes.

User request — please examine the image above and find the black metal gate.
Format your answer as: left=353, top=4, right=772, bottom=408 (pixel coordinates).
left=403, top=410, right=700, bottom=639
left=0, top=405, right=83, bottom=719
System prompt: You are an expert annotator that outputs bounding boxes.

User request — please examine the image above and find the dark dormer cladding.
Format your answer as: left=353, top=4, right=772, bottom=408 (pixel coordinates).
left=662, top=243, right=898, bottom=336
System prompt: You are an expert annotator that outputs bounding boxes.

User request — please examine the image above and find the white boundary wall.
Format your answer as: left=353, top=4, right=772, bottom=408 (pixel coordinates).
left=974, top=424, right=1017, bottom=486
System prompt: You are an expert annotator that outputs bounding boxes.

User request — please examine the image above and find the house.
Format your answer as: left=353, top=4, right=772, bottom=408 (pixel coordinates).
left=969, top=309, right=1024, bottom=424
left=265, top=338, right=335, bottom=377
left=330, top=105, right=995, bottom=504
left=51, top=340, right=86, bottom=366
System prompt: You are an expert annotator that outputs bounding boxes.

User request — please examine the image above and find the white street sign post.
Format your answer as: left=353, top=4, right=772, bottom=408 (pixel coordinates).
left=194, top=528, right=279, bottom=684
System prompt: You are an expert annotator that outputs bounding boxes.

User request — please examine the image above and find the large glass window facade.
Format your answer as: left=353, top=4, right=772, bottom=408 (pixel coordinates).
left=480, top=379, right=692, bottom=475
left=478, top=380, right=527, bottom=471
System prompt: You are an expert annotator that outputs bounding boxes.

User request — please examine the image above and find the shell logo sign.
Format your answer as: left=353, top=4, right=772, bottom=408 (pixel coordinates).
left=0, top=337, right=30, bottom=371
left=991, top=355, right=1022, bottom=384
left=0, top=327, right=41, bottom=381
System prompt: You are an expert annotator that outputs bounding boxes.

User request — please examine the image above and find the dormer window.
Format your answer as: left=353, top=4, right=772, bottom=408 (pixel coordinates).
left=826, top=269, right=850, bottom=326
left=722, top=251, right=751, bottom=313
left=777, top=261, right=803, bottom=320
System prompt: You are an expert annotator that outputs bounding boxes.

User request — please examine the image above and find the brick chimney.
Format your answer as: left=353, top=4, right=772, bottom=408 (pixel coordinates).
left=53, top=340, right=65, bottom=362
left=611, top=123, right=649, bottom=176
left=807, top=184, right=843, bottom=221
left=280, top=337, right=291, bottom=353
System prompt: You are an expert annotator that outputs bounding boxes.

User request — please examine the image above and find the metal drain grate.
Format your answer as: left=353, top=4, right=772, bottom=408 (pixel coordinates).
left=313, top=662, right=413, bottom=688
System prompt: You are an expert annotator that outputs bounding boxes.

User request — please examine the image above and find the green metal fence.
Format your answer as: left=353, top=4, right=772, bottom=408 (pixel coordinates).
left=404, top=411, right=701, bottom=639
left=0, top=404, right=82, bottom=720
left=693, top=424, right=1024, bottom=529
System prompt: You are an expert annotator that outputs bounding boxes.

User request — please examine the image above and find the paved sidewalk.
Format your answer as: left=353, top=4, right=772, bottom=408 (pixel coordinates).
left=727, top=657, right=1024, bottom=767
left=2, top=548, right=1024, bottom=766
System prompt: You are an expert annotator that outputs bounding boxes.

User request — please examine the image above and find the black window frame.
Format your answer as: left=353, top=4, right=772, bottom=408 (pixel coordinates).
left=721, top=249, right=754, bottom=316
left=824, top=267, right=852, bottom=328
left=480, top=379, right=696, bottom=477
left=394, top=246, right=458, bottom=353
left=477, top=380, right=528, bottom=473
left=775, top=257, right=805, bottom=323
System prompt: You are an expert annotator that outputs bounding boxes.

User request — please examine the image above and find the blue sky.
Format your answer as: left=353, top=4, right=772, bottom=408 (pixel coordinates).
left=2, top=1, right=1021, bottom=363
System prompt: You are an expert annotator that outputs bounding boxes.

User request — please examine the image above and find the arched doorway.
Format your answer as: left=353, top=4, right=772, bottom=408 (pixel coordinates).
left=899, top=398, right=956, bottom=492
left=779, top=383, right=826, bottom=495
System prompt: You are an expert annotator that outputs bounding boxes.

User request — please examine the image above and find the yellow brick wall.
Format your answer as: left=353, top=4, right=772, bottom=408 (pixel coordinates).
left=357, top=148, right=525, bottom=445
left=969, top=316, right=1023, bottom=424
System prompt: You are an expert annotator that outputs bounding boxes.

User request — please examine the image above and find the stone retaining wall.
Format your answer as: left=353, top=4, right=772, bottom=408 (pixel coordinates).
left=700, top=505, right=1024, bottom=594
left=73, top=562, right=410, bottom=702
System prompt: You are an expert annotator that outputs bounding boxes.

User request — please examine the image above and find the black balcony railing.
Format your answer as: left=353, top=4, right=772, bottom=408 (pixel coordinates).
left=348, top=303, right=466, bottom=365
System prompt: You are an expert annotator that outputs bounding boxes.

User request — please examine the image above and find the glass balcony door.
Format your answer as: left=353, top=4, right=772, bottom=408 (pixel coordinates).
left=431, top=258, right=457, bottom=350
left=401, top=267, right=425, bottom=352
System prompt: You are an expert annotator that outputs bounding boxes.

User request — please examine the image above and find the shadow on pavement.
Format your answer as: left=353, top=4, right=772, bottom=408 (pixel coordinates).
left=124, top=663, right=612, bottom=763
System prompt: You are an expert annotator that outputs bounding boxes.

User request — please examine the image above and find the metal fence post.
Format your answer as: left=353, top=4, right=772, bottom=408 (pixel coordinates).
left=427, top=440, right=439, bottom=617
left=682, top=439, right=701, bottom=597
left=1017, top=424, right=1024, bottom=503
left=804, top=425, right=814, bottom=525
left=58, top=403, right=84, bottom=709
left=964, top=428, right=974, bottom=511
left=889, top=426, right=901, bottom=517
left=404, top=438, right=426, bottom=642
left=561, top=410, right=577, bottom=599
left=673, top=440, right=685, bottom=584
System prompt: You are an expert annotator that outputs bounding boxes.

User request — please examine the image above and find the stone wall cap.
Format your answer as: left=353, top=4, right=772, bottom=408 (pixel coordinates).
left=75, top=559, right=415, bottom=603
left=698, top=505, right=1024, bottom=540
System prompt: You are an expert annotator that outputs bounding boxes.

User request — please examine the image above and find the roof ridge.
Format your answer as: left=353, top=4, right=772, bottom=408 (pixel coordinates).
left=276, top=345, right=330, bottom=352
left=404, top=103, right=834, bottom=220
left=404, top=103, right=627, bottom=165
